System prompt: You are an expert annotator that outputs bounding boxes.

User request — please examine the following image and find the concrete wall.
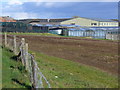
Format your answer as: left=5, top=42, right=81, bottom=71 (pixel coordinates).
left=106, top=34, right=120, bottom=40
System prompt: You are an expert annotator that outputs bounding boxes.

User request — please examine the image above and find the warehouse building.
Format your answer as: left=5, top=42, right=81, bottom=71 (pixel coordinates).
left=60, top=17, right=118, bottom=27
left=18, top=18, right=72, bottom=25
left=16, top=16, right=119, bottom=29
left=18, top=16, right=118, bottom=28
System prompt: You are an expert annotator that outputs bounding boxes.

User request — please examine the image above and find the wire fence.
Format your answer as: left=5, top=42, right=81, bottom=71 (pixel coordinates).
left=3, top=33, right=51, bottom=88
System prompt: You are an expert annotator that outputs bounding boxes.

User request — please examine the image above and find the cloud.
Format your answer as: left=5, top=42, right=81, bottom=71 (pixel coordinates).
left=36, top=2, right=43, bottom=6
left=8, top=0, right=23, bottom=5
left=1, top=1, right=118, bottom=19
left=2, top=0, right=119, bottom=2
left=2, top=11, right=56, bottom=19
left=44, top=2, right=55, bottom=7
left=2, top=12, right=39, bottom=19
left=35, top=2, right=57, bottom=7
left=28, top=0, right=119, bottom=2
left=35, top=2, right=74, bottom=8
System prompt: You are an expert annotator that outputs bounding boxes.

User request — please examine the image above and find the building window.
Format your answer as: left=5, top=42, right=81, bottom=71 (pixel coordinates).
left=100, top=23, right=103, bottom=25
left=71, top=23, right=75, bottom=25
left=91, top=23, right=97, bottom=25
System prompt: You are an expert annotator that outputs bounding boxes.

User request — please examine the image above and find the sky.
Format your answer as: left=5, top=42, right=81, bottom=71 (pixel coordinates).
left=0, top=0, right=119, bottom=19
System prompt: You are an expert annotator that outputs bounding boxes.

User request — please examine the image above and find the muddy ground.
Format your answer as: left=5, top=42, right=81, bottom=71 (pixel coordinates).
left=5, top=35, right=119, bottom=75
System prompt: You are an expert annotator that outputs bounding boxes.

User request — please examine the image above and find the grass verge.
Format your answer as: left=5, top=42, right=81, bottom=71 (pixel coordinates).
left=2, top=46, right=31, bottom=88
left=6, top=32, right=60, bottom=37
left=30, top=51, right=118, bottom=88
left=0, top=46, right=2, bottom=89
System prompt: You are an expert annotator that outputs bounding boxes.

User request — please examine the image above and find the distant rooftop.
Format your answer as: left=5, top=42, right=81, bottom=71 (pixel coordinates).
left=17, top=18, right=73, bottom=25
left=17, top=16, right=117, bottom=24
left=0, top=16, right=16, bottom=22
left=80, top=17, right=117, bottom=22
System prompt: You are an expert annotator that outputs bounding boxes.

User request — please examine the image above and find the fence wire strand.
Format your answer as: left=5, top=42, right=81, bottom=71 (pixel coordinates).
left=5, top=34, right=51, bottom=88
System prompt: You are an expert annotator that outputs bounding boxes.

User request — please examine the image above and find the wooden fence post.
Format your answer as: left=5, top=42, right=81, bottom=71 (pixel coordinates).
left=13, top=35, right=17, bottom=55
left=25, top=43, right=29, bottom=70
left=31, top=56, right=37, bottom=88
left=4, top=33, right=7, bottom=47
left=21, top=38, right=25, bottom=66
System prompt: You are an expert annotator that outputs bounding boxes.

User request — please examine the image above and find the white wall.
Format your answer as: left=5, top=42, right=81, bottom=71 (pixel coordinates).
left=99, top=22, right=118, bottom=27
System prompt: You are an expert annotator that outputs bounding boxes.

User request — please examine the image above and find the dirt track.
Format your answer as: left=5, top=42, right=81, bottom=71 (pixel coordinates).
left=12, top=35, right=119, bottom=75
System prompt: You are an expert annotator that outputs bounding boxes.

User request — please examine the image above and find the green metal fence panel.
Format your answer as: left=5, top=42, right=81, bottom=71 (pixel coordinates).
left=0, top=22, right=49, bottom=33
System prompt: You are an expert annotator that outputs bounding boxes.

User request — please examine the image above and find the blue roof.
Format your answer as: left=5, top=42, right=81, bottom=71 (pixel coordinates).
left=79, top=28, right=88, bottom=30
left=91, top=18, right=116, bottom=22
left=32, top=24, right=43, bottom=26
left=60, top=24, right=80, bottom=27
left=90, top=27, right=118, bottom=28
left=45, top=24, right=54, bottom=27
left=81, top=17, right=117, bottom=22
left=69, top=28, right=90, bottom=31
left=68, top=27, right=119, bottom=31
left=69, top=28, right=77, bottom=30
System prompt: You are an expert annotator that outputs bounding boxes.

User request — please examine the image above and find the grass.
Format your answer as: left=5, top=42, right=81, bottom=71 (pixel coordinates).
left=29, top=50, right=118, bottom=88
left=2, top=46, right=31, bottom=88
left=1, top=32, right=118, bottom=88
left=5, top=32, right=61, bottom=37
left=0, top=46, right=2, bottom=89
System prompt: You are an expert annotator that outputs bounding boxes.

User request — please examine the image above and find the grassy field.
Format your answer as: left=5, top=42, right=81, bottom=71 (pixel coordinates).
left=6, top=32, right=61, bottom=37
left=0, top=46, right=2, bottom=89
left=1, top=32, right=118, bottom=88
left=2, top=46, right=31, bottom=88
left=1, top=46, right=118, bottom=88
left=30, top=50, right=118, bottom=88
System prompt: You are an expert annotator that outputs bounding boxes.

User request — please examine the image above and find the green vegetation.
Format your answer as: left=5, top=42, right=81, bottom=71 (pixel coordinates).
left=2, top=46, right=31, bottom=88
left=1, top=44, right=118, bottom=88
left=6, top=32, right=61, bottom=37
left=0, top=46, right=2, bottom=89
left=1, top=32, right=118, bottom=88
left=30, top=51, right=118, bottom=88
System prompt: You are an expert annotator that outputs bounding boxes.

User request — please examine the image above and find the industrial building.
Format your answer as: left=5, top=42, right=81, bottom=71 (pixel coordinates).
left=1, top=16, right=119, bottom=40
left=60, top=17, right=118, bottom=27
left=18, top=16, right=118, bottom=28
left=18, top=18, right=72, bottom=26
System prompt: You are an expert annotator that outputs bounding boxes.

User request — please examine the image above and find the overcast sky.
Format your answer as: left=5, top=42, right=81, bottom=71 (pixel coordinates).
left=0, top=0, right=119, bottom=19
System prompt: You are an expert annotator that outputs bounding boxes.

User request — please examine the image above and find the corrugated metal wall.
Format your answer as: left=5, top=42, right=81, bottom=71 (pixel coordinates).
left=68, top=29, right=118, bottom=39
